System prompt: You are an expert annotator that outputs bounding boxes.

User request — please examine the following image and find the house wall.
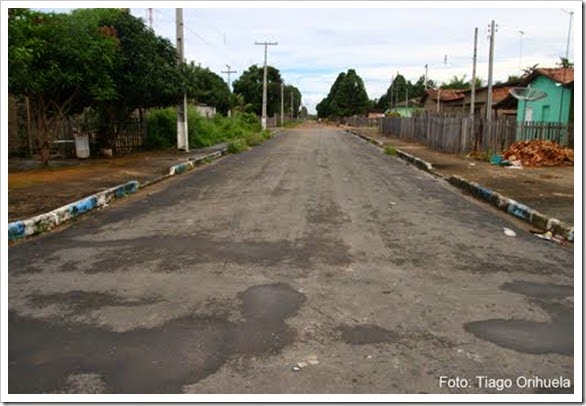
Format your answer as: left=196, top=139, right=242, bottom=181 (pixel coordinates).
left=517, top=75, right=571, bottom=123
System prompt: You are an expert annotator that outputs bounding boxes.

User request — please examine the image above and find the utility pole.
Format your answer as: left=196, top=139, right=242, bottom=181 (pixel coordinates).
left=486, top=20, right=496, bottom=122
left=222, top=64, right=237, bottom=117
left=221, top=64, right=237, bottom=91
left=280, top=82, right=285, bottom=126
left=255, top=41, right=278, bottom=130
left=176, top=8, right=188, bottom=151
left=470, top=27, right=478, bottom=116
left=290, top=91, right=294, bottom=121
left=424, top=64, right=429, bottom=90
left=147, top=8, right=153, bottom=29
left=518, top=30, right=525, bottom=73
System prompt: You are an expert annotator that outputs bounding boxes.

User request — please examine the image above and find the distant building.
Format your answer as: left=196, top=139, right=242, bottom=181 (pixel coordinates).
left=195, top=103, right=216, bottom=118
left=420, top=89, right=465, bottom=114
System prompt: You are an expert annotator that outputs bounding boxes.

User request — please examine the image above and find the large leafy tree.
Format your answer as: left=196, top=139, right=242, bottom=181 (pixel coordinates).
left=232, top=65, right=302, bottom=118
left=79, top=8, right=181, bottom=149
left=316, top=69, right=370, bottom=118
left=8, top=8, right=119, bottom=164
left=9, top=8, right=183, bottom=162
left=182, top=62, right=232, bottom=115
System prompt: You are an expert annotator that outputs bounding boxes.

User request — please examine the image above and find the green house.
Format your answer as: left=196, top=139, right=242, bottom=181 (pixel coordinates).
left=513, top=68, right=573, bottom=124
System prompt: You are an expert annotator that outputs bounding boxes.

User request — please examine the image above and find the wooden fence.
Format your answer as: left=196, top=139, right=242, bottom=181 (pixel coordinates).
left=376, top=114, right=573, bottom=154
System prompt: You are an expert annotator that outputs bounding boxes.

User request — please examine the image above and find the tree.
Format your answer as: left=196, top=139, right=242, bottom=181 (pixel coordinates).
left=9, top=8, right=183, bottom=162
left=316, top=69, right=370, bottom=118
left=9, top=9, right=119, bottom=164
left=182, top=62, right=231, bottom=115
left=80, top=8, right=181, bottom=149
left=442, top=75, right=470, bottom=90
left=557, top=57, right=574, bottom=69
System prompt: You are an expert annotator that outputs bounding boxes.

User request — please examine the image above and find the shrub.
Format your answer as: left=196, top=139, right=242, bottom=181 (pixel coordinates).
left=227, top=138, right=247, bottom=153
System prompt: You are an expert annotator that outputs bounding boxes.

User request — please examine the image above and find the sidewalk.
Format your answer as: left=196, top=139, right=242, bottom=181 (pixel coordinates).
left=8, top=143, right=228, bottom=223
left=350, top=127, right=574, bottom=227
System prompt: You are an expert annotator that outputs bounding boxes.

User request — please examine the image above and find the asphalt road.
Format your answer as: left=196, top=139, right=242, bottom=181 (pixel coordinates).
left=8, top=126, right=574, bottom=396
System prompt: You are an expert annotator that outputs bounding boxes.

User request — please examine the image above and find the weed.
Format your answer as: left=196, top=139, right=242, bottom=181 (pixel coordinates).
left=227, top=139, right=247, bottom=154
left=384, top=146, right=397, bottom=156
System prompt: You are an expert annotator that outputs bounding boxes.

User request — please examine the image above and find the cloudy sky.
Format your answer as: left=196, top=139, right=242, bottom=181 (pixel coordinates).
left=27, top=1, right=581, bottom=114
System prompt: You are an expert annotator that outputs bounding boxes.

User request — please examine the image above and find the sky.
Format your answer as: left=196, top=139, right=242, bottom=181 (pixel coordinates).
left=21, top=1, right=583, bottom=114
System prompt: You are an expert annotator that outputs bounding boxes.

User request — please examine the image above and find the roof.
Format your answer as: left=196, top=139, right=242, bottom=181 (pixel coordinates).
left=420, top=88, right=465, bottom=104
left=493, top=67, right=574, bottom=109
left=524, top=68, right=574, bottom=86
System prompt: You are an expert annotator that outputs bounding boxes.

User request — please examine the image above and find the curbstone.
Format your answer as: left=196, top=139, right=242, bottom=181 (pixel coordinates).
left=8, top=147, right=230, bottom=241
left=395, top=150, right=434, bottom=172
left=448, top=175, right=573, bottom=242
left=8, top=180, right=139, bottom=241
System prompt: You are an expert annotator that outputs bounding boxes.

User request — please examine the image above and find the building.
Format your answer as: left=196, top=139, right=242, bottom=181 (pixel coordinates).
left=195, top=103, right=216, bottom=118
left=420, top=89, right=465, bottom=114
left=494, top=68, right=574, bottom=124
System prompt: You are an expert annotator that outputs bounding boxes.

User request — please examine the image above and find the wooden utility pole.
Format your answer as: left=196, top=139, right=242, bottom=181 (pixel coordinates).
left=255, top=41, right=278, bottom=130
left=176, top=8, right=188, bottom=151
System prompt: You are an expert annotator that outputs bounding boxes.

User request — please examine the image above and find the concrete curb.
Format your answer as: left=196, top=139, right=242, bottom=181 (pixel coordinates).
left=347, top=128, right=574, bottom=242
left=8, top=147, right=229, bottom=241
left=8, top=181, right=139, bottom=241
left=346, top=129, right=434, bottom=172
left=447, top=175, right=574, bottom=242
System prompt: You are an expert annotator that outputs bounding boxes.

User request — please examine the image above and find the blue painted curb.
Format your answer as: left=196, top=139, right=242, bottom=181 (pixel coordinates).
left=8, top=180, right=140, bottom=241
left=448, top=175, right=574, bottom=242
left=8, top=147, right=230, bottom=241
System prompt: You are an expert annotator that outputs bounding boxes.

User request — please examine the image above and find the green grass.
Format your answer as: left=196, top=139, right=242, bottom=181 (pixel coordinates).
left=384, top=146, right=397, bottom=156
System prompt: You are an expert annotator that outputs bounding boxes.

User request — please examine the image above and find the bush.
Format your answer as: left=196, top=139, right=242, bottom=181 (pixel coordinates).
left=244, top=132, right=264, bottom=146
left=227, top=138, right=247, bottom=153
left=145, top=107, right=266, bottom=152
left=144, top=107, right=176, bottom=150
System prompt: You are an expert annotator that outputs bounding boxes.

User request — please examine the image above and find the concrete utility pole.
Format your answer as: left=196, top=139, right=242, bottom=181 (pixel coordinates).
left=424, top=64, right=429, bottom=90
left=222, top=64, right=237, bottom=117
left=280, top=82, right=285, bottom=126
left=518, top=30, right=525, bottom=73
left=255, top=41, right=278, bottom=130
left=486, top=20, right=496, bottom=122
left=176, top=8, right=189, bottom=151
left=470, top=27, right=478, bottom=116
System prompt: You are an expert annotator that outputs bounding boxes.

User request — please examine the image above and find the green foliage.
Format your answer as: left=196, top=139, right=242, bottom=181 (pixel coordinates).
left=384, top=146, right=397, bottom=156
left=145, top=107, right=264, bottom=151
left=182, top=62, right=232, bottom=115
left=232, top=65, right=302, bottom=118
left=227, top=139, right=248, bottom=153
left=441, top=75, right=472, bottom=90
left=317, top=69, right=370, bottom=118
left=144, top=107, right=176, bottom=150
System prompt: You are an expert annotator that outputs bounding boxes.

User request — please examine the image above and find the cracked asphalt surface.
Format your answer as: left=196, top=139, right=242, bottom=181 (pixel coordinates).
left=8, top=126, right=574, bottom=395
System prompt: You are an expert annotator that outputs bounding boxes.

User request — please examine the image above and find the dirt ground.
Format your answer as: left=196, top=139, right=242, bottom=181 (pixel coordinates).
left=8, top=146, right=225, bottom=222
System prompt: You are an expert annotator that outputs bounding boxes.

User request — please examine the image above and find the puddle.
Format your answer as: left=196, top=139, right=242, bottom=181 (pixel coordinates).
left=464, top=279, right=573, bottom=356
left=339, top=324, right=397, bottom=345
left=9, top=283, right=305, bottom=394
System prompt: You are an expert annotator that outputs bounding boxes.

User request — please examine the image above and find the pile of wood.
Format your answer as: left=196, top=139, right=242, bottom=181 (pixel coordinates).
left=503, top=140, right=574, bottom=167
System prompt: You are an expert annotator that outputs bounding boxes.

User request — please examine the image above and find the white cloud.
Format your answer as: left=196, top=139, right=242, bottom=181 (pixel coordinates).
left=31, top=3, right=579, bottom=114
